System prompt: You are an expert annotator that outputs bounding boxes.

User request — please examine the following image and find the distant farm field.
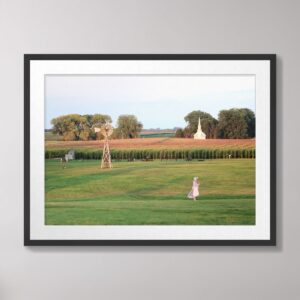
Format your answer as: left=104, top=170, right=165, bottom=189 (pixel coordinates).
left=46, top=137, right=255, bottom=151
left=45, top=159, right=255, bottom=225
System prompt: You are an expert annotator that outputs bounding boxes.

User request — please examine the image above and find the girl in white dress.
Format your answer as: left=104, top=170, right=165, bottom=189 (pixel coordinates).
left=187, top=177, right=199, bottom=201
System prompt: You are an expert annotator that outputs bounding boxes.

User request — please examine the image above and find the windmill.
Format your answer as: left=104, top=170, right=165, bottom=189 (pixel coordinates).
left=94, top=122, right=113, bottom=169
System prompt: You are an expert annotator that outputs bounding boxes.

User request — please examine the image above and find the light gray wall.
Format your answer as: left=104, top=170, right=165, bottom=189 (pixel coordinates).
left=0, top=0, right=298, bottom=299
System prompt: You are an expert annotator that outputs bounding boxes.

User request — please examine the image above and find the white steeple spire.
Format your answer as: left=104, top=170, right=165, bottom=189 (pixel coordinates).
left=198, top=117, right=201, bottom=131
left=194, top=116, right=206, bottom=140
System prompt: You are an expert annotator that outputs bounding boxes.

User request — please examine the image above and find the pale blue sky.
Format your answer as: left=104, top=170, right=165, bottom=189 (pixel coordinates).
left=45, top=75, right=255, bottom=129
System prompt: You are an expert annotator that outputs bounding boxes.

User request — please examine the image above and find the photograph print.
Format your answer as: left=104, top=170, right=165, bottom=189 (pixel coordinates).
left=24, top=55, right=276, bottom=245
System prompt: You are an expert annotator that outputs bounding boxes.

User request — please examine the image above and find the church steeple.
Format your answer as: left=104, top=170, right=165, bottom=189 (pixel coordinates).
left=198, top=117, right=202, bottom=131
left=194, top=116, right=206, bottom=140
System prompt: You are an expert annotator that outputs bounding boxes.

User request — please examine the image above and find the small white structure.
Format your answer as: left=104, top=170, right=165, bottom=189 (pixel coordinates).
left=194, top=117, right=206, bottom=140
left=65, top=149, right=75, bottom=161
left=61, top=150, right=75, bottom=168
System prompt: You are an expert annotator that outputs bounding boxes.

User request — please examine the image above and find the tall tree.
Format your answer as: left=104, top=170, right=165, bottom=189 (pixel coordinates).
left=51, top=113, right=112, bottom=141
left=184, top=110, right=218, bottom=138
left=115, top=115, right=143, bottom=139
left=51, top=114, right=84, bottom=141
left=240, top=108, right=255, bottom=138
left=175, top=128, right=184, bottom=138
left=217, top=108, right=255, bottom=139
left=91, top=114, right=112, bottom=126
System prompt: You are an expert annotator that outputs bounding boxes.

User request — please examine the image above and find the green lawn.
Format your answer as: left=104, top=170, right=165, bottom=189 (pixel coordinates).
left=45, top=159, right=255, bottom=225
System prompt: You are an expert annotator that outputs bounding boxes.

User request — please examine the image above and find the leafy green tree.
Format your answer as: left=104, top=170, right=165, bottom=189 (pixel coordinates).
left=240, top=108, right=255, bottom=138
left=51, top=114, right=81, bottom=141
left=183, top=126, right=194, bottom=138
left=175, top=128, right=184, bottom=138
left=91, top=114, right=112, bottom=126
left=217, top=108, right=255, bottom=139
left=184, top=110, right=218, bottom=138
left=50, top=115, right=65, bottom=136
left=51, top=113, right=112, bottom=141
left=115, top=115, right=143, bottom=139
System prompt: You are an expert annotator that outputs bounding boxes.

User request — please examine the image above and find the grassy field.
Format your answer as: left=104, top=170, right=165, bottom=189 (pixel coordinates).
left=45, top=159, right=255, bottom=225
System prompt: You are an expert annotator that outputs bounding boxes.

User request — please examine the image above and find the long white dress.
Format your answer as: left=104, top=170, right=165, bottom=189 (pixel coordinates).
left=187, top=179, right=199, bottom=199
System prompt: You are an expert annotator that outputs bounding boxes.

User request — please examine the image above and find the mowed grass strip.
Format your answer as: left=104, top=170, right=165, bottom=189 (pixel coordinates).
left=45, top=159, right=255, bottom=225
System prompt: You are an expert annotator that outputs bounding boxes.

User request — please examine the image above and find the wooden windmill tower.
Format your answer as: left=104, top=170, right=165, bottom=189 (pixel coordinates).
left=94, top=122, right=113, bottom=169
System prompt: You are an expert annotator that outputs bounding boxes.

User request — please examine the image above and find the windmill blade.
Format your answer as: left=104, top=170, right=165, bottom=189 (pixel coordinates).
left=94, top=122, right=114, bottom=138
left=106, top=127, right=113, bottom=137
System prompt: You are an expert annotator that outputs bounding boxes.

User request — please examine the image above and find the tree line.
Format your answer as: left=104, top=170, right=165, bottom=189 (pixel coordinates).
left=51, top=114, right=142, bottom=141
left=176, top=108, right=255, bottom=139
left=50, top=108, right=255, bottom=141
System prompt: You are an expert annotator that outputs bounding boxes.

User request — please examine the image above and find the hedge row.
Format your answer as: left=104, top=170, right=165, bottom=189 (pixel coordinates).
left=45, top=148, right=255, bottom=160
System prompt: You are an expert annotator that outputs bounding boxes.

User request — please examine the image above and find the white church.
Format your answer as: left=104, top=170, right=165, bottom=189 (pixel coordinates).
left=194, top=117, right=206, bottom=140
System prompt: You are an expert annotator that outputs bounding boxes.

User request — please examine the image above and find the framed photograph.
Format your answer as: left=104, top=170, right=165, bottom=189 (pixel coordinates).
left=24, top=54, right=276, bottom=246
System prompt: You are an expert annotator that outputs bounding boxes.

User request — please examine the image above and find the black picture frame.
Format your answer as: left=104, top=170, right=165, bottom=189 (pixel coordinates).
left=24, top=54, right=276, bottom=246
